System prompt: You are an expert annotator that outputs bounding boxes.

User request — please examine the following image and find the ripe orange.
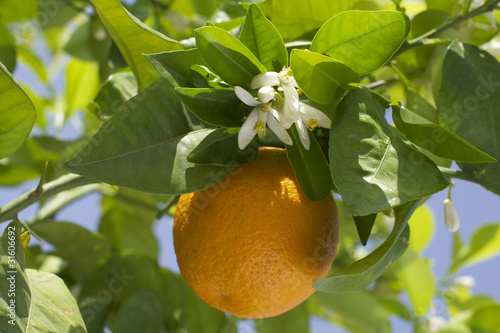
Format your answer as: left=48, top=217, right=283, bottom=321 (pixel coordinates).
left=173, top=147, right=339, bottom=318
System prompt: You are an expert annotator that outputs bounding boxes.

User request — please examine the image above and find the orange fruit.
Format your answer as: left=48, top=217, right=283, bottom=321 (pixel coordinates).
left=173, top=147, right=339, bottom=318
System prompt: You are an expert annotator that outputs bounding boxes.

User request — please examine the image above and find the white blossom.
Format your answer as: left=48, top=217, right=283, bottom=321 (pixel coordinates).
left=234, top=86, right=292, bottom=150
left=242, top=67, right=331, bottom=150
left=444, top=198, right=460, bottom=232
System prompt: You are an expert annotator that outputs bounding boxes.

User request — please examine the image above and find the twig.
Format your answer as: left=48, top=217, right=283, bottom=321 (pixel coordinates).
left=0, top=174, right=97, bottom=223
left=438, top=166, right=500, bottom=193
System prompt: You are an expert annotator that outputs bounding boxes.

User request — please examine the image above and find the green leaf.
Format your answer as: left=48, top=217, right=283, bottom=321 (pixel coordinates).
left=0, top=62, right=36, bottom=160
left=0, top=25, right=16, bottom=72
left=404, top=89, right=440, bottom=124
left=313, top=200, right=419, bottom=293
left=194, top=26, right=266, bottom=90
left=313, top=291, right=390, bottom=332
left=66, top=58, right=100, bottom=115
left=393, top=104, right=496, bottom=163
left=0, top=221, right=87, bottom=333
left=99, top=189, right=160, bottom=259
left=408, top=204, right=434, bottom=252
left=452, top=223, right=500, bottom=272
left=0, top=0, right=37, bottom=24
left=285, top=126, right=333, bottom=201
left=353, top=214, right=377, bottom=246
left=187, top=128, right=258, bottom=166
left=311, top=10, right=411, bottom=75
left=109, top=253, right=164, bottom=303
left=64, top=79, right=244, bottom=194
left=469, top=305, right=500, bottom=332
left=330, top=87, right=448, bottom=216
left=175, top=87, right=251, bottom=127
left=425, top=0, right=459, bottom=14
left=290, top=50, right=359, bottom=105
left=24, top=269, right=88, bottom=332
left=239, top=4, right=287, bottom=72
left=257, top=302, right=308, bottom=333
left=88, top=72, right=138, bottom=118
left=259, top=0, right=389, bottom=40
left=145, top=49, right=207, bottom=88
left=114, top=291, right=166, bottom=333
left=90, top=0, right=183, bottom=90
left=396, top=250, right=435, bottom=317
left=439, top=41, right=500, bottom=194
left=178, top=276, right=229, bottom=333
left=30, top=222, right=113, bottom=282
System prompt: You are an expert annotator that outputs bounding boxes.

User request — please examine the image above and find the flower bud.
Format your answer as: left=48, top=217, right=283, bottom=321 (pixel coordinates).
left=444, top=198, right=460, bottom=232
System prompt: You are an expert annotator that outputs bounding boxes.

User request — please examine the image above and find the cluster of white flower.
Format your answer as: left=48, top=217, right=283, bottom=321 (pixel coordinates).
left=235, top=67, right=331, bottom=150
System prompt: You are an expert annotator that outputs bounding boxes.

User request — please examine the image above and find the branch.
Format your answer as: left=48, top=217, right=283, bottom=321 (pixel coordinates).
left=0, top=174, right=97, bottom=223
left=438, top=167, right=500, bottom=193
left=394, top=0, right=500, bottom=57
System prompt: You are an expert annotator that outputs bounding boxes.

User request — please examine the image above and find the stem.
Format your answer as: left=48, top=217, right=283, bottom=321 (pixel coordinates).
left=0, top=174, right=97, bottom=223
left=438, top=166, right=500, bottom=193
left=394, top=0, right=500, bottom=57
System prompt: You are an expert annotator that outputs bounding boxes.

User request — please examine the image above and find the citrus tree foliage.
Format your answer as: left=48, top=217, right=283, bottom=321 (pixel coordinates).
left=1, top=0, right=500, bottom=332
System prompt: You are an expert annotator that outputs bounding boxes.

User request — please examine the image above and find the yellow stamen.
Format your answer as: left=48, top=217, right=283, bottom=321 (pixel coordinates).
left=306, top=119, right=319, bottom=131
left=253, top=121, right=265, bottom=136
left=260, top=105, right=269, bottom=113
left=297, top=88, right=304, bottom=96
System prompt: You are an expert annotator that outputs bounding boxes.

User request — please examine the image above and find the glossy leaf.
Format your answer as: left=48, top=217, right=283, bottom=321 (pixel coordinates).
left=257, top=302, right=308, bottom=333
left=439, top=41, right=500, bottom=194
left=64, top=79, right=243, bottom=194
left=145, top=49, right=207, bottom=88
left=259, top=0, right=396, bottom=40
left=408, top=204, right=434, bottom=252
left=90, top=0, right=183, bottom=90
left=31, top=222, right=113, bottom=282
left=187, top=128, right=258, bottom=166
left=239, top=4, right=287, bottom=72
left=0, top=62, right=36, bottom=160
left=353, top=214, right=377, bottom=246
left=393, top=104, right=496, bottom=163
left=175, top=87, right=251, bottom=127
left=194, top=26, right=266, bottom=90
left=330, top=88, right=448, bottom=216
left=0, top=221, right=87, bottom=333
left=290, top=49, right=359, bottom=105
left=313, top=200, right=419, bottom=293
left=396, top=250, right=435, bottom=317
left=285, top=126, right=333, bottom=201
left=451, top=223, right=500, bottom=273
left=311, top=10, right=411, bottom=75
left=114, top=291, right=166, bottom=333
left=88, top=72, right=138, bottom=118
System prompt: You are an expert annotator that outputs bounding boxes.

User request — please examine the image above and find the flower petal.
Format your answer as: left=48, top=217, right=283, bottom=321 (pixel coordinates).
left=267, top=112, right=293, bottom=146
left=251, top=72, right=280, bottom=89
left=295, top=120, right=310, bottom=150
left=235, top=86, right=260, bottom=106
left=269, top=107, right=281, bottom=122
left=238, top=107, right=259, bottom=150
left=444, top=198, right=460, bottom=232
left=300, top=103, right=332, bottom=128
left=282, top=83, right=300, bottom=116
left=258, top=86, right=275, bottom=103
